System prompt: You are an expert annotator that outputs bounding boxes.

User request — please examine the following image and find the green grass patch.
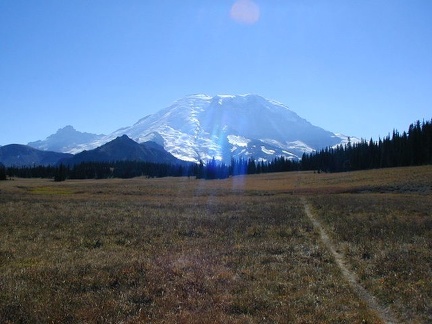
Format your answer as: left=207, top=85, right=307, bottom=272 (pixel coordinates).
left=30, top=186, right=74, bottom=195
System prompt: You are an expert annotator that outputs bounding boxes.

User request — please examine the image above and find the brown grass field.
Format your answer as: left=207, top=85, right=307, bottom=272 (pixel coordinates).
left=1, top=165, right=431, bottom=323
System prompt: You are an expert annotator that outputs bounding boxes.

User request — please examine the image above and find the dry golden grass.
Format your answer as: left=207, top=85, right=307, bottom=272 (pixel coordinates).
left=0, top=165, right=431, bottom=323
left=308, top=193, right=432, bottom=323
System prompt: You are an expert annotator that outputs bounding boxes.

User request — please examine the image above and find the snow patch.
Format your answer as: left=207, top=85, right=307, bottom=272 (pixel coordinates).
left=188, top=94, right=212, bottom=100
left=333, top=133, right=361, bottom=145
left=227, top=135, right=250, bottom=147
left=287, top=141, right=314, bottom=153
left=261, top=146, right=275, bottom=155
left=217, top=94, right=237, bottom=99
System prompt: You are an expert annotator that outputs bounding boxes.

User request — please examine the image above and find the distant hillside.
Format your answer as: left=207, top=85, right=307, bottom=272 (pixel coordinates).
left=0, top=144, right=72, bottom=167
left=61, top=135, right=184, bottom=166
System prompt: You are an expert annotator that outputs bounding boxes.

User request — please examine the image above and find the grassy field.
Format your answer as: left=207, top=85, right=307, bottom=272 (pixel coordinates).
left=0, top=166, right=431, bottom=323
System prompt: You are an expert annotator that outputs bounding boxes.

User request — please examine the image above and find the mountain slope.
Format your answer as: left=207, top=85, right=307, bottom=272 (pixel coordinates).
left=0, top=144, right=72, bottom=167
left=61, top=135, right=184, bottom=166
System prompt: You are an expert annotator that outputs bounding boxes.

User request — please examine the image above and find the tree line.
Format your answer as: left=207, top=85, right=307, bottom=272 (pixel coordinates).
left=195, top=156, right=299, bottom=180
left=2, top=155, right=300, bottom=181
left=301, top=119, right=432, bottom=172
left=5, top=161, right=195, bottom=181
left=0, top=163, right=6, bottom=180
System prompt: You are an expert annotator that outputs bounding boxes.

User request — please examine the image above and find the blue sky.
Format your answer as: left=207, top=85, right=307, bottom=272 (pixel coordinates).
left=1, top=0, right=431, bottom=145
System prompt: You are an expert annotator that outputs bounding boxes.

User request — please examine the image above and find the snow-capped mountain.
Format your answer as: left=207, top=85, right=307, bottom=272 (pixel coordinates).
left=32, top=94, right=355, bottom=163
left=28, top=125, right=104, bottom=153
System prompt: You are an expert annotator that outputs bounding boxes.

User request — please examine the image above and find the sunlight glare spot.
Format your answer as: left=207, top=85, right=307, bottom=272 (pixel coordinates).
left=230, top=0, right=260, bottom=25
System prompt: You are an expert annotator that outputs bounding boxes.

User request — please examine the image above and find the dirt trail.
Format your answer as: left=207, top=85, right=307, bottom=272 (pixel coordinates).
left=301, top=197, right=398, bottom=324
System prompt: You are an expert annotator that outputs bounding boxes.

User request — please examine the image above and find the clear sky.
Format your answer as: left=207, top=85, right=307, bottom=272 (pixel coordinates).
left=1, top=0, right=431, bottom=146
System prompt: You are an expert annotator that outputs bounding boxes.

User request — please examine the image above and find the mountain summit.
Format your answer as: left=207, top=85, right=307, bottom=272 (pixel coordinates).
left=30, top=94, right=353, bottom=163
left=28, top=125, right=104, bottom=153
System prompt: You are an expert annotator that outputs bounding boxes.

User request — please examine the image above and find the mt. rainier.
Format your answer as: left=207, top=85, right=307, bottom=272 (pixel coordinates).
left=30, top=94, right=354, bottom=163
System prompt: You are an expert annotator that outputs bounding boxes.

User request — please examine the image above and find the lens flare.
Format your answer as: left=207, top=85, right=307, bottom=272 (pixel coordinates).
left=230, top=0, right=260, bottom=25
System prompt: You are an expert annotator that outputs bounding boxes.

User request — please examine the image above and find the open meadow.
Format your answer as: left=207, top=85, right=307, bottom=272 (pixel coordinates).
left=1, top=166, right=431, bottom=323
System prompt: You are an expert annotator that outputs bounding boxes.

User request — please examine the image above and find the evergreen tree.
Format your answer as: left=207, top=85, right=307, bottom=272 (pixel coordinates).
left=301, top=119, right=432, bottom=173
left=0, top=164, right=6, bottom=180
left=54, top=163, right=67, bottom=182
